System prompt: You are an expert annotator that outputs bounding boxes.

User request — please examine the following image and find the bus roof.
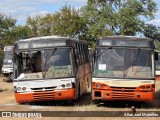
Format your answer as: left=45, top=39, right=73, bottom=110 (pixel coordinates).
left=96, top=36, right=154, bottom=48
left=14, top=36, right=87, bottom=50
left=18, top=36, right=69, bottom=42
left=4, top=46, right=14, bottom=51
left=98, top=36, right=152, bottom=41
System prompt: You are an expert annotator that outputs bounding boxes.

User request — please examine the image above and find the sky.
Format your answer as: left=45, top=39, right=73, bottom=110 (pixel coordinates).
left=0, top=0, right=87, bottom=25
left=0, top=0, right=160, bottom=26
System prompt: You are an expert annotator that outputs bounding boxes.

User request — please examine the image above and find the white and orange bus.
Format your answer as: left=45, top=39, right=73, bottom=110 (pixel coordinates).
left=13, top=36, right=91, bottom=103
left=2, top=46, right=13, bottom=76
left=92, top=36, right=156, bottom=102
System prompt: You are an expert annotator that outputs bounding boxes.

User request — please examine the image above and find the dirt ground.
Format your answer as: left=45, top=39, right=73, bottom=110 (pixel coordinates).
left=0, top=75, right=160, bottom=120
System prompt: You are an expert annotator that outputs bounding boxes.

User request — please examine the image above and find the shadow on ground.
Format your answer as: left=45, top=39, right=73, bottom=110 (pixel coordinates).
left=0, top=88, right=9, bottom=92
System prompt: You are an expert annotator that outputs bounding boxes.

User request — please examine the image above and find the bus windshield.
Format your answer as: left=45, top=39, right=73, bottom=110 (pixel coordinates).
left=155, top=54, right=160, bottom=70
left=14, top=48, right=73, bottom=80
left=93, top=48, right=153, bottom=79
left=42, top=48, right=73, bottom=78
left=3, top=51, right=13, bottom=65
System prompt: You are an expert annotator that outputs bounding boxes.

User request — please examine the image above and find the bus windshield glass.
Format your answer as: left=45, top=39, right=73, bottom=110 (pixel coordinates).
left=93, top=48, right=153, bottom=79
left=42, top=48, right=73, bottom=78
left=155, top=54, right=160, bottom=70
left=14, top=48, right=73, bottom=80
left=3, top=51, right=13, bottom=65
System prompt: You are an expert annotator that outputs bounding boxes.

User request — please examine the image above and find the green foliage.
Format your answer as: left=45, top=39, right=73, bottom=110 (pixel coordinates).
left=82, top=0, right=157, bottom=37
left=143, top=24, right=160, bottom=50
left=81, top=0, right=115, bottom=38
left=26, top=5, right=84, bottom=38
left=52, top=5, right=84, bottom=37
left=143, top=24, right=159, bottom=39
left=0, top=50, right=3, bottom=62
left=117, top=0, right=157, bottom=35
left=11, top=25, right=32, bottom=40
left=0, top=13, right=17, bottom=48
left=0, top=0, right=158, bottom=48
left=26, top=16, right=40, bottom=37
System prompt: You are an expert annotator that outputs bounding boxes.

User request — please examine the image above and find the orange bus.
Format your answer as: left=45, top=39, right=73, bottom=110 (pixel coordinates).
left=92, top=36, right=156, bottom=102
left=13, top=36, right=91, bottom=103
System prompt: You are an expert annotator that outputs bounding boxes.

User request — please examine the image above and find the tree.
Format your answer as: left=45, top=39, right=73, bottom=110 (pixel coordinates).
left=0, top=13, right=17, bottom=47
left=39, top=14, right=53, bottom=36
left=0, top=13, right=17, bottom=64
left=11, top=25, right=32, bottom=40
left=81, top=0, right=157, bottom=37
left=117, top=0, right=157, bottom=35
left=81, top=0, right=116, bottom=38
left=52, top=5, right=85, bottom=38
left=143, top=24, right=159, bottom=40
left=26, top=16, right=41, bottom=37
left=26, top=5, right=84, bottom=38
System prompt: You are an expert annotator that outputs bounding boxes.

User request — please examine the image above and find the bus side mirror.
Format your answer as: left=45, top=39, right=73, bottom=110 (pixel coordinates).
left=155, top=52, right=158, bottom=61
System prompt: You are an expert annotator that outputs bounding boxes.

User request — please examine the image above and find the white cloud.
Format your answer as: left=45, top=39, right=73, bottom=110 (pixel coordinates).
left=30, top=11, right=49, bottom=18
left=0, top=0, right=87, bottom=25
left=147, top=19, right=160, bottom=26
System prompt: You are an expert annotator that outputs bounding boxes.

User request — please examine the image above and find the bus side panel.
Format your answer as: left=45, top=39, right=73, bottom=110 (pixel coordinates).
left=75, top=62, right=92, bottom=98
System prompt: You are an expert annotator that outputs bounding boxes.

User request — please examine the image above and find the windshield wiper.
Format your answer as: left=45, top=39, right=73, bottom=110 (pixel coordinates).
left=123, top=48, right=141, bottom=77
left=133, top=48, right=141, bottom=66
left=95, top=47, right=112, bottom=58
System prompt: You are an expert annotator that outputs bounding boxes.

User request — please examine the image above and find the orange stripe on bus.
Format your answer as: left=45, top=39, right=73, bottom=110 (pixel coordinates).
left=15, top=89, right=75, bottom=103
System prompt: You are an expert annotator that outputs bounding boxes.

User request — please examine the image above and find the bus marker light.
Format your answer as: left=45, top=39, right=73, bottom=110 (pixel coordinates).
left=58, top=92, right=61, bottom=96
left=146, top=86, right=151, bottom=89
left=106, top=92, right=110, bottom=96
left=66, top=83, right=71, bottom=87
left=141, top=86, right=145, bottom=89
left=136, top=94, right=140, bottom=97
left=101, top=84, right=105, bottom=88
left=22, top=87, right=26, bottom=91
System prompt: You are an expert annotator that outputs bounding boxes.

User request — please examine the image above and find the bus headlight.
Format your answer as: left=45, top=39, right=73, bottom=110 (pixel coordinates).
left=66, top=83, right=71, bottom=87
left=62, top=84, right=65, bottom=88
left=146, top=86, right=151, bottom=89
left=22, top=87, right=27, bottom=91
left=141, top=86, right=145, bottom=89
left=17, top=87, right=21, bottom=92
left=96, top=84, right=100, bottom=88
left=101, top=84, right=105, bottom=88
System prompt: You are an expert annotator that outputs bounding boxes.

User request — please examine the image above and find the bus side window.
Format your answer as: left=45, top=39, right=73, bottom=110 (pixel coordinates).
left=75, top=44, right=80, bottom=66
left=36, top=51, right=42, bottom=72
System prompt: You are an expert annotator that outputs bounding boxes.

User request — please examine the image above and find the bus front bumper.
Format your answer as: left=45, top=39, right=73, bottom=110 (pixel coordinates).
left=15, top=89, right=76, bottom=103
left=92, top=90, right=154, bottom=102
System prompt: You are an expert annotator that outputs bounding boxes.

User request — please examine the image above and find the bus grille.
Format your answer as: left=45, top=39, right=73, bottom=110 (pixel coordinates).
left=33, top=92, right=55, bottom=100
left=111, top=92, right=135, bottom=99
left=110, top=87, right=136, bottom=92
left=31, top=86, right=57, bottom=92
left=110, top=87, right=136, bottom=99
